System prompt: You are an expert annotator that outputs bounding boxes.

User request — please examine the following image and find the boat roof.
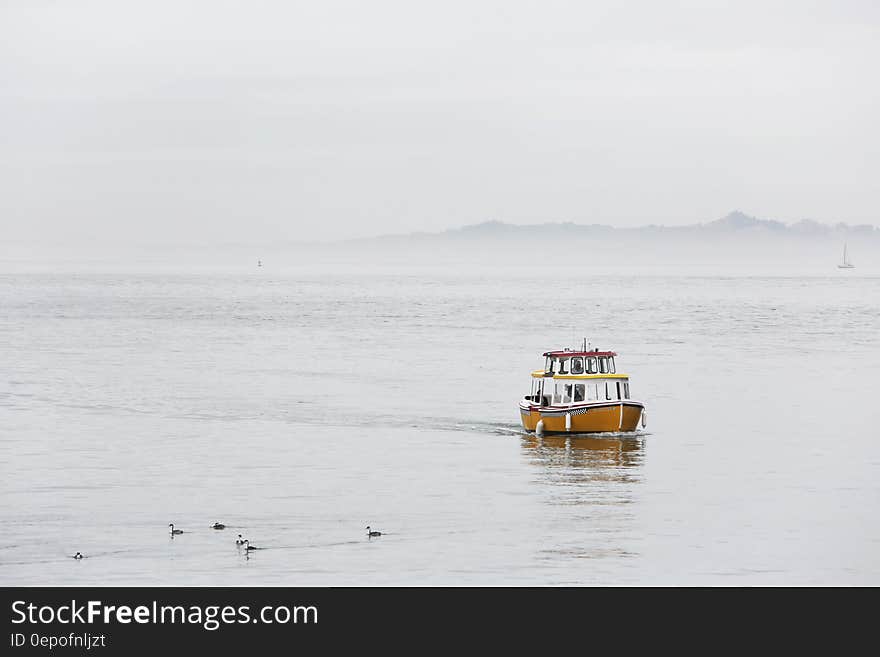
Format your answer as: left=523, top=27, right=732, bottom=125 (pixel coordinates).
left=531, top=370, right=629, bottom=379
left=543, top=350, right=617, bottom=358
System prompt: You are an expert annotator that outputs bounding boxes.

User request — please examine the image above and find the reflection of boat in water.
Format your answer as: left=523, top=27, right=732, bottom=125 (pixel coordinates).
left=522, top=434, right=645, bottom=469
left=838, top=243, right=855, bottom=269
left=519, top=342, right=645, bottom=434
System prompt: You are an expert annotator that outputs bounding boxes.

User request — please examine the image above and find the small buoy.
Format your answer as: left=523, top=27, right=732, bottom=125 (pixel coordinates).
left=641, top=410, right=647, bottom=428
left=535, top=419, right=545, bottom=436
left=565, top=412, right=572, bottom=432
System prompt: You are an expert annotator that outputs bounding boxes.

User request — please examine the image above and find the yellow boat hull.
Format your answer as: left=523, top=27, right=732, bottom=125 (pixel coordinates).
left=519, top=401, right=644, bottom=434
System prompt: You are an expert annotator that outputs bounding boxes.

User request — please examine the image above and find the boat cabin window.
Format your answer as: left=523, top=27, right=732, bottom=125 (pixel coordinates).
left=609, top=357, right=616, bottom=373
left=552, top=383, right=588, bottom=403
left=605, top=382, right=613, bottom=400
left=530, top=379, right=547, bottom=404
left=623, top=382, right=630, bottom=399
left=599, top=357, right=608, bottom=374
left=553, top=381, right=571, bottom=404
left=570, top=357, right=584, bottom=374
left=586, top=357, right=597, bottom=374
left=553, top=382, right=578, bottom=404
left=558, top=358, right=569, bottom=375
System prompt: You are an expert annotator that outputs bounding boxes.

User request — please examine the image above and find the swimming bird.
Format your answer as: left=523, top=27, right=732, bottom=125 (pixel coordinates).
left=168, top=523, right=183, bottom=535
left=242, top=540, right=260, bottom=551
left=211, top=522, right=226, bottom=530
left=366, top=526, right=382, bottom=537
left=235, top=534, right=246, bottom=545
left=73, top=552, right=84, bottom=560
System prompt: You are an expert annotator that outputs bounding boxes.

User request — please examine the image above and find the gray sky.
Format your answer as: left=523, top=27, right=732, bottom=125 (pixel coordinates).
left=2, top=0, right=878, bottom=246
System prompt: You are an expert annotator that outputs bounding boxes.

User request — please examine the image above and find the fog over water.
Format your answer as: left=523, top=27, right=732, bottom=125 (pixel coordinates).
left=2, top=1, right=880, bottom=245
left=6, top=217, right=878, bottom=276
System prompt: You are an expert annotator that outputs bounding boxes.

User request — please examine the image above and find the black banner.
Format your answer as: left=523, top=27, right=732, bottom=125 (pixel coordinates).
left=0, top=586, right=867, bottom=653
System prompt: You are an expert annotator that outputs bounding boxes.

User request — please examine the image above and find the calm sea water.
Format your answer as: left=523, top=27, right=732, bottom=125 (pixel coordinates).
left=1, top=266, right=879, bottom=585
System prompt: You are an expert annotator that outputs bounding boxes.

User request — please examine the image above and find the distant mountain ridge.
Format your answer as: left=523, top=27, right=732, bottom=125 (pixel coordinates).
left=331, top=212, right=879, bottom=264
left=431, top=211, right=878, bottom=238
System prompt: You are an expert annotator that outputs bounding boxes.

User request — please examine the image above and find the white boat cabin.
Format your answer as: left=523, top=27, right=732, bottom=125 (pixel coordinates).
left=526, top=349, right=632, bottom=407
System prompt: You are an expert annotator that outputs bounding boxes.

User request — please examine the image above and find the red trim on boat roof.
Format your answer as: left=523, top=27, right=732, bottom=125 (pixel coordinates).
left=543, top=350, right=617, bottom=358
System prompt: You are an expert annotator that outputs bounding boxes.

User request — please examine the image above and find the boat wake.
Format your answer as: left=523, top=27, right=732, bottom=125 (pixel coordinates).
left=422, top=419, right=525, bottom=436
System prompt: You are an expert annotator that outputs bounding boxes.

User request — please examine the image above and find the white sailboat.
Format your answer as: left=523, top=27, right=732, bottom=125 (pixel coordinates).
left=838, top=243, right=855, bottom=269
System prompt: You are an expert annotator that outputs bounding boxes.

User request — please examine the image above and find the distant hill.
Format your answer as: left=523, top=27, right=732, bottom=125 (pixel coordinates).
left=358, top=211, right=878, bottom=243
left=699, top=211, right=877, bottom=236
left=703, top=210, right=787, bottom=232
left=315, top=210, right=879, bottom=270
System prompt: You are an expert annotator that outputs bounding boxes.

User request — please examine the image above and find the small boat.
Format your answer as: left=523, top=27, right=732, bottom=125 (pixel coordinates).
left=838, top=243, right=855, bottom=269
left=519, top=342, right=645, bottom=434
